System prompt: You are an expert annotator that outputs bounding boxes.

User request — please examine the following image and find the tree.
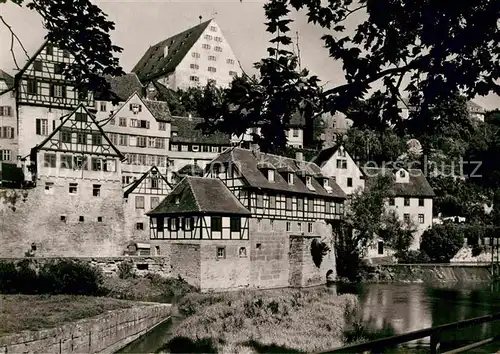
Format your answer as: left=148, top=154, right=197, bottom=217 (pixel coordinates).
left=1, top=0, right=124, bottom=103
left=204, top=0, right=499, bottom=153
left=420, top=224, right=465, bottom=263
left=379, top=210, right=418, bottom=257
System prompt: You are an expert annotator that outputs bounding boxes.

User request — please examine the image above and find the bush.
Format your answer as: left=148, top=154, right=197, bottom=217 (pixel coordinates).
left=117, top=260, right=135, bottom=279
left=0, top=259, right=103, bottom=296
left=420, top=224, right=465, bottom=263
left=311, top=239, right=330, bottom=268
left=396, top=250, right=431, bottom=264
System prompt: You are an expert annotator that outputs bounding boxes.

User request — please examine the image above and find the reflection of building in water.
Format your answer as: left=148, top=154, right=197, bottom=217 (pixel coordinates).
left=360, top=285, right=432, bottom=344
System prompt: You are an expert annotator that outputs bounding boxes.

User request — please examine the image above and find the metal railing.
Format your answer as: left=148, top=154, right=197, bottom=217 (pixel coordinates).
left=315, top=312, right=500, bottom=354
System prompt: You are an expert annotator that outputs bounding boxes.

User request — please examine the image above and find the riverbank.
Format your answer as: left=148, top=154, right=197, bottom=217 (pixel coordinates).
left=0, top=295, right=135, bottom=335
left=162, top=287, right=358, bottom=353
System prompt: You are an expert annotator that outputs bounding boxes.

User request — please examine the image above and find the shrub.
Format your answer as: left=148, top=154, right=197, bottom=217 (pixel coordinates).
left=396, top=250, right=431, bottom=264
left=0, top=262, right=20, bottom=294
left=420, top=224, right=465, bottom=263
left=117, top=260, right=135, bottom=279
left=311, top=239, right=330, bottom=268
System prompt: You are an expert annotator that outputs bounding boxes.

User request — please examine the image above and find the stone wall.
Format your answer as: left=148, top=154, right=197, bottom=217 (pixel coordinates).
left=170, top=243, right=201, bottom=288
left=289, top=235, right=324, bottom=287
left=375, top=264, right=493, bottom=283
left=0, top=182, right=127, bottom=258
left=0, top=303, right=171, bottom=354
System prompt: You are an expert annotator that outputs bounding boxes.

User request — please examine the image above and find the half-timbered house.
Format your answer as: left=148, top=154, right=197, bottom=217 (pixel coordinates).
left=14, top=41, right=94, bottom=158
left=0, top=70, right=17, bottom=167
left=1, top=104, right=129, bottom=258
left=123, top=165, right=173, bottom=246
left=98, top=91, right=173, bottom=185
left=147, top=176, right=251, bottom=290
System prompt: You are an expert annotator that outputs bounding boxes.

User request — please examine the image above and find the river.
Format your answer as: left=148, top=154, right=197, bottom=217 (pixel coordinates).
left=118, top=282, right=500, bottom=353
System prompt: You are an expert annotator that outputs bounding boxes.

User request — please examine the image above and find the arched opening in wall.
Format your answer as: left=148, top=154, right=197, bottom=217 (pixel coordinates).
left=326, top=269, right=334, bottom=282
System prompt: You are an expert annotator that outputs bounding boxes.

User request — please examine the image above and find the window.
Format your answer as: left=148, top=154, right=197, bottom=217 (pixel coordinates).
left=159, top=122, right=166, bottom=131
left=77, top=132, right=87, bottom=145
left=378, top=241, right=384, bottom=255
left=286, top=197, right=292, bottom=210
left=119, top=117, right=127, bottom=126
left=229, top=70, right=237, bottom=76
left=60, top=154, right=72, bottom=169
left=69, top=183, right=78, bottom=194
left=92, top=184, right=101, bottom=197
left=190, top=63, right=199, bottom=69
left=308, top=198, right=314, bottom=212
left=91, top=134, right=102, bottom=146
left=168, top=218, right=179, bottom=231
left=208, top=66, right=216, bottom=72
left=214, top=36, right=222, bottom=42
left=211, top=146, right=218, bottom=153
left=298, top=222, right=302, bottom=232
left=418, top=214, right=425, bottom=224
left=75, top=112, right=87, bottom=122
left=44, top=153, right=56, bottom=168
left=297, top=198, right=304, bottom=211
left=183, top=217, right=195, bottom=231
left=204, top=34, right=212, bottom=40
left=404, top=213, right=410, bottom=223
left=338, top=148, right=346, bottom=157
left=308, top=223, right=313, bottom=233
left=211, top=216, right=222, bottom=232
left=214, top=46, right=222, bottom=52
left=97, top=217, right=103, bottom=222
left=202, top=44, right=211, bottom=50
left=27, top=79, right=37, bottom=94
left=135, top=196, right=145, bottom=209
left=269, top=195, right=276, bottom=209
left=0, top=126, right=14, bottom=139
left=399, top=170, right=406, bottom=177
left=189, top=76, right=199, bottom=82
left=306, top=176, right=312, bottom=187
left=100, top=102, right=107, bottom=112
left=347, top=178, right=353, bottom=187
left=419, top=198, right=425, bottom=207
left=0, top=106, right=12, bottom=116
left=292, top=129, right=299, bottom=137
left=50, top=84, right=66, bottom=98
left=230, top=217, right=241, bottom=232
left=404, top=198, right=410, bottom=206
left=54, top=63, right=65, bottom=75
left=226, top=58, right=235, bottom=65
left=157, top=217, right=164, bottom=232
left=136, top=223, right=144, bottom=230
left=151, top=197, right=160, bottom=209
left=336, top=159, right=347, bottom=169
left=91, top=158, right=103, bottom=171
left=36, top=119, right=48, bottom=135
left=268, top=170, right=275, bottom=182
left=389, top=198, right=395, bottom=206
left=62, top=49, right=70, bottom=58
left=60, top=215, right=66, bottom=222
left=288, top=173, right=294, bottom=185
left=239, top=247, right=247, bottom=257
left=33, top=60, right=43, bottom=71
left=44, top=182, right=54, bottom=194
left=137, top=136, right=147, bottom=147
left=181, top=144, right=188, bottom=152
left=217, top=247, right=226, bottom=259
left=79, top=216, right=84, bottom=222
left=192, top=52, right=200, bottom=58
left=208, top=55, right=216, bottom=61
left=210, top=25, right=217, bottom=31
left=73, top=156, right=87, bottom=170
left=119, top=135, right=128, bottom=146
left=286, top=222, right=291, bottom=231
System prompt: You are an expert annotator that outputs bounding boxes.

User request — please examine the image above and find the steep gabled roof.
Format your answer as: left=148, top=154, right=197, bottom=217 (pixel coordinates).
left=170, top=116, right=231, bottom=145
left=361, top=167, right=435, bottom=197
left=94, top=73, right=144, bottom=101
left=143, top=99, right=171, bottom=122
left=209, top=148, right=346, bottom=199
left=147, top=176, right=251, bottom=216
left=132, top=19, right=212, bottom=82
left=312, top=144, right=342, bottom=168
left=0, top=70, right=14, bottom=88
left=34, top=103, right=125, bottom=160
left=174, top=164, right=204, bottom=177
left=124, top=165, right=173, bottom=198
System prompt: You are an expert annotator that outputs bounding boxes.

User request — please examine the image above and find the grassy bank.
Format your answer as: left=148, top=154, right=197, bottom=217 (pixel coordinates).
left=163, top=287, right=358, bottom=353
left=0, top=295, right=135, bottom=335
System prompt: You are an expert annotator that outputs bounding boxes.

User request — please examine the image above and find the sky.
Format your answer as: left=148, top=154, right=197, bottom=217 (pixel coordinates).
left=1, top=0, right=499, bottom=110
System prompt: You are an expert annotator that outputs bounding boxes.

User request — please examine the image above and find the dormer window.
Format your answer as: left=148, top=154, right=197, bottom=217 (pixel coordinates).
left=288, top=173, right=294, bottom=185
left=175, top=197, right=180, bottom=205
left=306, top=176, right=312, bottom=187
left=399, top=170, right=406, bottom=178
left=323, top=178, right=329, bottom=188
left=268, top=170, right=275, bottom=182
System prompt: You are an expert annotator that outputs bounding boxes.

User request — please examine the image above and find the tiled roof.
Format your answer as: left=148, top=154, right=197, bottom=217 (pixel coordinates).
left=143, top=99, right=171, bottom=122
left=467, top=101, right=485, bottom=113
left=311, top=144, right=341, bottom=168
left=0, top=70, right=14, bottom=88
left=94, top=73, right=144, bottom=101
left=123, top=166, right=172, bottom=198
left=361, top=167, right=435, bottom=197
left=209, top=148, right=346, bottom=199
left=147, top=176, right=251, bottom=216
left=149, top=81, right=179, bottom=102
left=132, top=20, right=212, bottom=82
left=175, top=164, right=204, bottom=177
left=170, top=116, right=231, bottom=145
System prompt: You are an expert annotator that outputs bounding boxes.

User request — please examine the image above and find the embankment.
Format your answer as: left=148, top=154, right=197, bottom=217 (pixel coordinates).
left=0, top=302, right=171, bottom=354
left=371, top=264, right=493, bottom=283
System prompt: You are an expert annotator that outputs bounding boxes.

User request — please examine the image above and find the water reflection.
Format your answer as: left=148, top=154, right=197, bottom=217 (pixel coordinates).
left=337, top=282, right=500, bottom=351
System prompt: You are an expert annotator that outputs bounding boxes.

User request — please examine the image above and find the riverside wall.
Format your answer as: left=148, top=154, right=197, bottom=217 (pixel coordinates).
left=0, top=303, right=171, bottom=354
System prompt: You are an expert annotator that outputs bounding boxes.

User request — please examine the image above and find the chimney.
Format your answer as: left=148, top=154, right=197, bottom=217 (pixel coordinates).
left=295, top=151, right=303, bottom=162
left=163, top=45, right=169, bottom=58
left=250, top=143, right=260, bottom=156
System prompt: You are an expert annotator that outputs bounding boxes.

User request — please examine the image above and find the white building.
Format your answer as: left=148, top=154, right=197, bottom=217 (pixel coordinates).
left=132, top=19, right=242, bottom=90
left=0, top=70, right=17, bottom=166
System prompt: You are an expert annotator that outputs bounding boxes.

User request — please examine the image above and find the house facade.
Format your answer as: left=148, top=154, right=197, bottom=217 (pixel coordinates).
left=147, top=147, right=346, bottom=291
left=123, top=166, right=172, bottom=245
left=0, top=70, right=17, bottom=166
left=0, top=104, right=127, bottom=258
left=132, top=19, right=242, bottom=90
left=98, top=92, right=172, bottom=185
